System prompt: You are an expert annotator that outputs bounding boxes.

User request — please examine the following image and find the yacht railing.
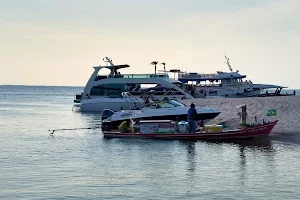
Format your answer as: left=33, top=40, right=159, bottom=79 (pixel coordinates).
left=90, top=89, right=122, bottom=98
left=178, top=73, right=218, bottom=79
left=121, top=73, right=169, bottom=79
left=94, top=73, right=169, bottom=80
left=121, top=92, right=143, bottom=110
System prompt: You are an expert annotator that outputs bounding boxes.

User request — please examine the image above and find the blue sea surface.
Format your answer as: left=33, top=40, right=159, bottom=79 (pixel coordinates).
left=0, top=85, right=300, bottom=199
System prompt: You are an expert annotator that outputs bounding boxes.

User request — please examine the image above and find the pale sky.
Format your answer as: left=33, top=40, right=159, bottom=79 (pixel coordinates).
left=1, top=0, right=299, bottom=88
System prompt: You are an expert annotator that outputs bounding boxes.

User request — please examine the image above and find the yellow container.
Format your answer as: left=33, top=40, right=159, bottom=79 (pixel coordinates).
left=204, top=124, right=223, bottom=133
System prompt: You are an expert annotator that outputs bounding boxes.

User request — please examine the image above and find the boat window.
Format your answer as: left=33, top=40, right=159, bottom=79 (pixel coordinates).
left=90, top=84, right=125, bottom=96
left=168, top=100, right=185, bottom=107
left=144, top=102, right=161, bottom=108
left=96, top=68, right=111, bottom=78
left=149, top=100, right=185, bottom=108
left=158, top=102, right=175, bottom=108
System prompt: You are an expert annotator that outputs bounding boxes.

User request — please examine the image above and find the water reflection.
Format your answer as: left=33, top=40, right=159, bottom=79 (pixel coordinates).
left=179, top=141, right=197, bottom=194
left=238, top=141, right=247, bottom=188
left=185, top=141, right=196, bottom=172
left=206, top=137, right=274, bottom=153
left=233, top=138, right=274, bottom=152
left=80, top=112, right=102, bottom=122
left=234, top=138, right=275, bottom=189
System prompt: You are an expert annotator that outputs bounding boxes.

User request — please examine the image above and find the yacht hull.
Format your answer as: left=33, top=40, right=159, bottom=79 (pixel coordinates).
left=77, top=97, right=144, bottom=112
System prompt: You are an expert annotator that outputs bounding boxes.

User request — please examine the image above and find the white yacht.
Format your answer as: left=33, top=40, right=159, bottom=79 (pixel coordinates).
left=74, top=57, right=194, bottom=112
left=101, top=98, right=221, bottom=129
left=178, top=56, right=286, bottom=98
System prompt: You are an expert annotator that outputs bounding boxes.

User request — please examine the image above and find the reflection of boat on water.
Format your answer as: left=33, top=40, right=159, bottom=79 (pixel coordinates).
left=103, top=120, right=278, bottom=141
left=226, top=137, right=273, bottom=150
left=177, top=56, right=287, bottom=98
left=269, top=131, right=300, bottom=145
left=178, top=135, right=274, bottom=150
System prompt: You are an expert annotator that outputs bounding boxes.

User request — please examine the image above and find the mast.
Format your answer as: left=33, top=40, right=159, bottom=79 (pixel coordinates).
left=224, top=55, right=233, bottom=72
left=103, top=57, right=115, bottom=75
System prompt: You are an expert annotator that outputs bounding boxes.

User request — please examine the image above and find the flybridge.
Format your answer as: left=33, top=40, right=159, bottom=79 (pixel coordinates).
left=94, top=57, right=170, bottom=80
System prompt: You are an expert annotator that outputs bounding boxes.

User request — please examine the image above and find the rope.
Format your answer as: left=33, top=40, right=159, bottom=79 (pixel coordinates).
left=48, top=126, right=101, bottom=134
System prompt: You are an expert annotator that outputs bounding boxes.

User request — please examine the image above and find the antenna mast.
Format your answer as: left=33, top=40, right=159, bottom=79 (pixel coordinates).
left=225, top=55, right=233, bottom=72
left=103, top=57, right=114, bottom=66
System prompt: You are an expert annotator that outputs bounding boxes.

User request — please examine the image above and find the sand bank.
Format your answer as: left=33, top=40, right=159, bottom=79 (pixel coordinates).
left=183, top=96, right=300, bottom=134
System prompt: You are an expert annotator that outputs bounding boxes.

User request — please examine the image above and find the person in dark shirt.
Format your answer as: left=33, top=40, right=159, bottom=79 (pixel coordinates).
left=187, top=103, right=197, bottom=133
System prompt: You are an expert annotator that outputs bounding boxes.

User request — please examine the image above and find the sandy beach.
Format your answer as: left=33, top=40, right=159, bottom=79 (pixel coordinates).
left=183, top=96, right=300, bottom=135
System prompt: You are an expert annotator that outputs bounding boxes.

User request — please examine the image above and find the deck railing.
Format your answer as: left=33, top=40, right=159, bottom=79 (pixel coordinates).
left=178, top=73, right=218, bottom=79
left=122, top=73, right=169, bottom=78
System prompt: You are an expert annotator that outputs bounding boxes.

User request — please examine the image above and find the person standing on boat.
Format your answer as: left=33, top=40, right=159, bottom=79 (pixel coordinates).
left=187, top=103, right=197, bottom=133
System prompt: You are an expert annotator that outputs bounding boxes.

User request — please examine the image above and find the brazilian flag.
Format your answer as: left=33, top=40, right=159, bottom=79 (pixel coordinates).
left=267, top=109, right=277, bottom=116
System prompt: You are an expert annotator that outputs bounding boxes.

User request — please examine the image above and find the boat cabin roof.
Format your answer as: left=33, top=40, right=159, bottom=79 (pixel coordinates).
left=94, top=64, right=130, bottom=71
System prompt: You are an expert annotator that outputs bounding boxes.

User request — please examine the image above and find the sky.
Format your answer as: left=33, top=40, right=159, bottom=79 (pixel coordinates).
left=1, top=0, right=300, bottom=88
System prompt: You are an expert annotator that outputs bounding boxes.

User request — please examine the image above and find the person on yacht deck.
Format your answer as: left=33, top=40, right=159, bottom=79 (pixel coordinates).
left=187, top=103, right=197, bottom=133
left=115, top=71, right=122, bottom=78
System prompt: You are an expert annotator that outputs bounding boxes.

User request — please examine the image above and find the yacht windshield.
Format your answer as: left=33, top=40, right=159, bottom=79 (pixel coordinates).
left=167, top=100, right=185, bottom=107
left=145, top=100, right=185, bottom=108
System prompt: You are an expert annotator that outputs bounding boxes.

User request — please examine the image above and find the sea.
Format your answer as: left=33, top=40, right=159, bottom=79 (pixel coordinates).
left=0, top=85, right=300, bottom=200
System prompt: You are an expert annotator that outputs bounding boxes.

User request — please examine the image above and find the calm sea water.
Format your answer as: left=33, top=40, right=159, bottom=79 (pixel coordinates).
left=0, top=85, right=300, bottom=200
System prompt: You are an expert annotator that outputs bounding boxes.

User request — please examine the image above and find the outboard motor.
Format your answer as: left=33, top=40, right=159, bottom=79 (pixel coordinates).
left=101, top=109, right=115, bottom=131
left=101, top=109, right=115, bottom=121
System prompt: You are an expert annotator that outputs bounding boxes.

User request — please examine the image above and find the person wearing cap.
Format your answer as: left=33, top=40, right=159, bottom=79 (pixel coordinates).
left=187, top=103, right=197, bottom=133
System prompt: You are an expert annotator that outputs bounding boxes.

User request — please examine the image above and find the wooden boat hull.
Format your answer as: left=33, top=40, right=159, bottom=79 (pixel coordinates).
left=103, top=120, right=278, bottom=140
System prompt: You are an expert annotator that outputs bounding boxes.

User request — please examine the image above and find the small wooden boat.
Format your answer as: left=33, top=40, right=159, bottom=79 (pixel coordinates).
left=103, top=120, right=278, bottom=141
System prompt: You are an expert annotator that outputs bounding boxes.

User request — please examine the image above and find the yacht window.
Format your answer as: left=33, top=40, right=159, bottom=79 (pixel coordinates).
left=156, top=100, right=185, bottom=107
left=144, top=100, right=183, bottom=108
left=145, top=102, right=161, bottom=109
left=90, top=84, right=124, bottom=96
left=158, top=102, right=175, bottom=108
left=168, top=100, right=185, bottom=107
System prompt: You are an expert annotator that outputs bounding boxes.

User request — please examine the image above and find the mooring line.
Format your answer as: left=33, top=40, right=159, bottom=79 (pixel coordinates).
left=48, top=126, right=101, bottom=134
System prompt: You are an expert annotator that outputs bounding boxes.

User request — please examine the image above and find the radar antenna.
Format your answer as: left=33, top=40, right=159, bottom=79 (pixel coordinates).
left=103, top=57, right=114, bottom=66
left=224, top=55, right=233, bottom=72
